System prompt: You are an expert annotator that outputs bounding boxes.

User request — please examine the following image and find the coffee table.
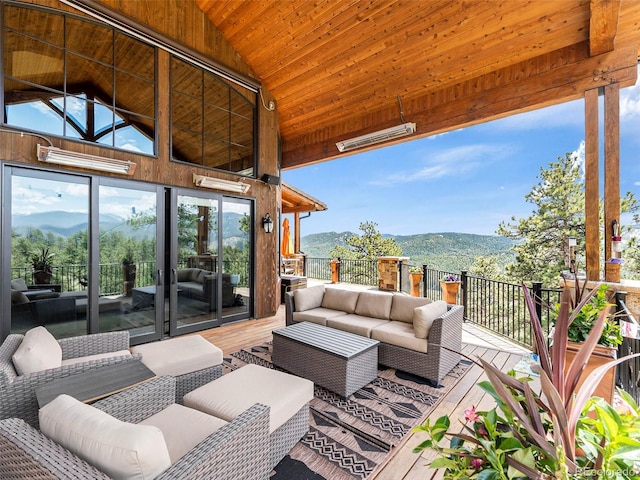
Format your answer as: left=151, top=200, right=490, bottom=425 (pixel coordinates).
left=272, top=322, right=379, bottom=397
left=34, top=360, right=156, bottom=407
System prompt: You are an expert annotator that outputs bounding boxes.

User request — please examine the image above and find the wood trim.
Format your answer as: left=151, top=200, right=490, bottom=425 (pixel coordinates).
left=584, top=88, right=600, bottom=281
left=589, top=0, right=621, bottom=56
left=604, top=82, right=620, bottom=283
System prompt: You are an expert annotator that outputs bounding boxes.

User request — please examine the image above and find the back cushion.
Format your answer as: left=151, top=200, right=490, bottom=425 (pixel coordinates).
left=354, top=291, right=393, bottom=319
left=322, top=288, right=360, bottom=313
left=12, top=326, right=62, bottom=375
left=196, top=269, right=211, bottom=284
left=413, top=300, right=448, bottom=339
left=390, top=295, right=433, bottom=323
left=177, top=268, right=196, bottom=282
left=40, top=395, right=171, bottom=480
left=10, top=278, right=28, bottom=291
left=293, top=285, right=325, bottom=311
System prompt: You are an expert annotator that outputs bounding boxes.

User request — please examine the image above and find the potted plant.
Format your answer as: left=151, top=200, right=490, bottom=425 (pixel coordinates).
left=439, top=273, right=460, bottom=304
left=408, top=266, right=423, bottom=297
left=413, top=283, right=640, bottom=479
left=122, top=250, right=136, bottom=297
left=31, top=247, right=54, bottom=284
left=330, top=258, right=340, bottom=284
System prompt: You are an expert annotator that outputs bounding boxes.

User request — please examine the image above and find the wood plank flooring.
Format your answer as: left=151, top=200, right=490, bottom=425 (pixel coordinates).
left=194, top=305, right=526, bottom=480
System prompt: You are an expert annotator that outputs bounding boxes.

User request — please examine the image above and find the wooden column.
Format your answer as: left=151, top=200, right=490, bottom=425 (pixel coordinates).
left=584, top=88, right=600, bottom=281
left=604, top=82, right=621, bottom=283
left=294, top=212, right=301, bottom=253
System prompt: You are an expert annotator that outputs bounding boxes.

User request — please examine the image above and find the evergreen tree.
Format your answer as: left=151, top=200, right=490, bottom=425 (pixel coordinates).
left=329, top=221, right=402, bottom=260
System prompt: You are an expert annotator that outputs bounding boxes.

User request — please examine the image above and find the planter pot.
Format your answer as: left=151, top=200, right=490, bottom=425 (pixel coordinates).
left=564, top=341, right=616, bottom=405
left=409, top=273, right=422, bottom=297
left=33, top=270, right=52, bottom=285
left=440, top=281, right=461, bottom=304
left=330, top=263, right=340, bottom=283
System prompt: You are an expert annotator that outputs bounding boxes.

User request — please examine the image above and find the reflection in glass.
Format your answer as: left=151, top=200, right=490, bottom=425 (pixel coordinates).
left=221, top=199, right=251, bottom=322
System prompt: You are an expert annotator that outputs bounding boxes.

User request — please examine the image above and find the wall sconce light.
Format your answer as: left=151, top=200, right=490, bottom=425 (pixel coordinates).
left=193, top=174, right=250, bottom=194
left=37, top=144, right=136, bottom=175
left=262, top=213, right=274, bottom=233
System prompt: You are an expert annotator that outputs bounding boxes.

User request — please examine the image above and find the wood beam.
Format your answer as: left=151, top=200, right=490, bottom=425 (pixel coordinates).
left=604, top=82, right=621, bottom=283
left=590, top=0, right=621, bottom=56
left=282, top=44, right=638, bottom=169
left=584, top=88, right=600, bottom=281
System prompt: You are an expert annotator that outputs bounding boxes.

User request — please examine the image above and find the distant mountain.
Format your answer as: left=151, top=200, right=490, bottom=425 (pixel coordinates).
left=301, top=231, right=517, bottom=272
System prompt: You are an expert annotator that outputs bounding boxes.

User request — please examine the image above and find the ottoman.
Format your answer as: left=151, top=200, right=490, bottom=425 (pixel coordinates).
left=130, top=335, right=223, bottom=402
left=184, top=364, right=314, bottom=468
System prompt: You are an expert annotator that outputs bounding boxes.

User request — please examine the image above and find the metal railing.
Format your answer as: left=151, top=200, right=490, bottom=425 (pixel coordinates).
left=616, top=292, right=640, bottom=404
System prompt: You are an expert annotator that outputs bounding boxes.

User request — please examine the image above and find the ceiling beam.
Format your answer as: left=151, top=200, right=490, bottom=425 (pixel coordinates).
left=281, top=43, right=638, bottom=169
left=589, top=0, right=621, bottom=56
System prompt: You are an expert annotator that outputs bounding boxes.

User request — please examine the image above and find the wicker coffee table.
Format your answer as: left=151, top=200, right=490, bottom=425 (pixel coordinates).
left=272, top=322, right=379, bottom=397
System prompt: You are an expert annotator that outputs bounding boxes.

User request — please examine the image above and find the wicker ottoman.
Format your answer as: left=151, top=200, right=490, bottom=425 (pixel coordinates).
left=183, top=364, right=313, bottom=469
left=130, top=335, right=223, bottom=402
left=272, top=321, right=380, bottom=397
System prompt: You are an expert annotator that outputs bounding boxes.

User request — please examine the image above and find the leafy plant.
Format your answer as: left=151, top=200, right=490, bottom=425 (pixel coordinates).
left=409, top=266, right=423, bottom=274
left=413, top=283, right=640, bottom=479
left=31, top=247, right=54, bottom=273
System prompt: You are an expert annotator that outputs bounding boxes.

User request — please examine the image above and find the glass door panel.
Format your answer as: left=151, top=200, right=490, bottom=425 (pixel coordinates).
left=221, top=198, right=252, bottom=323
left=170, top=192, right=220, bottom=334
left=98, top=185, right=160, bottom=341
left=8, top=170, right=89, bottom=338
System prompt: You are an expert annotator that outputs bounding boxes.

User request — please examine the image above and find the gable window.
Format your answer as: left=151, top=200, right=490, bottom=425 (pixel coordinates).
left=171, top=56, right=256, bottom=176
left=2, top=3, right=156, bottom=155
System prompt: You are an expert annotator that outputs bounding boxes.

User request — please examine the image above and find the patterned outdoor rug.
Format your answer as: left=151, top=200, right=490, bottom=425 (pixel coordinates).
left=223, top=343, right=471, bottom=480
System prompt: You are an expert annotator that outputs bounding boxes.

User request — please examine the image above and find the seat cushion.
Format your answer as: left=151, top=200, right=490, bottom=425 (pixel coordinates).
left=12, top=326, right=62, bottom=375
left=321, top=288, right=359, bottom=314
left=371, top=321, right=428, bottom=353
left=139, top=403, right=227, bottom=463
left=184, top=363, right=313, bottom=434
left=39, top=394, right=171, bottom=480
left=61, top=350, right=132, bottom=367
left=326, top=314, right=390, bottom=338
left=413, top=300, right=448, bottom=338
left=131, top=335, right=223, bottom=377
left=292, top=307, right=347, bottom=326
left=390, top=295, right=432, bottom=323
left=354, top=291, right=393, bottom=320
left=293, top=284, right=325, bottom=311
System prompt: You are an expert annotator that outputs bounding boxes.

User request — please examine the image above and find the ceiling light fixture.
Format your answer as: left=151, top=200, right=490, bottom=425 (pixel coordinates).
left=193, top=173, right=250, bottom=194
left=37, top=144, right=136, bottom=175
left=336, top=122, right=417, bottom=152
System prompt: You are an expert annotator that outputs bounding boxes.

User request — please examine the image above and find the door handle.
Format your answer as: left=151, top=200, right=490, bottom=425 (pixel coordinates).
left=157, top=269, right=163, bottom=286
left=171, top=268, right=177, bottom=285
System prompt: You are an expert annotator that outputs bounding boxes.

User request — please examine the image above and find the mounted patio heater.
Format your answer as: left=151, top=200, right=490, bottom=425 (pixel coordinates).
left=336, top=122, right=416, bottom=152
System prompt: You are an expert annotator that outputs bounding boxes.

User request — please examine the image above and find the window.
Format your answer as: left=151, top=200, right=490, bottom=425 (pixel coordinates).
left=171, top=56, right=256, bottom=176
left=2, top=3, right=156, bottom=155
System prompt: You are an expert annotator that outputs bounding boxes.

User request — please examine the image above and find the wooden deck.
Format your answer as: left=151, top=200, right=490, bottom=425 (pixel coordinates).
left=196, top=305, right=529, bottom=480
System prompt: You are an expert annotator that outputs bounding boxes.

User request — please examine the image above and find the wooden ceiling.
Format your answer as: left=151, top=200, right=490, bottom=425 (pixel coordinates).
left=195, top=0, right=640, bottom=170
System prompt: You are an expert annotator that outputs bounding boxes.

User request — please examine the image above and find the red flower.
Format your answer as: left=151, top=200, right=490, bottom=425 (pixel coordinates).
left=470, top=458, right=483, bottom=470
left=464, top=405, right=479, bottom=422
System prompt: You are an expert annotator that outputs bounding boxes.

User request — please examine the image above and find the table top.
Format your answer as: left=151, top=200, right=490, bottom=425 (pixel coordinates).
left=35, top=360, right=156, bottom=408
left=273, top=321, right=379, bottom=359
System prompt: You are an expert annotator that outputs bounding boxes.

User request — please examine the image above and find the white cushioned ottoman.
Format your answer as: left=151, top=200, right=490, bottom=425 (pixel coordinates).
left=130, top=335, right=223, bottom=402
left=184, top=363, right=313, bottom=468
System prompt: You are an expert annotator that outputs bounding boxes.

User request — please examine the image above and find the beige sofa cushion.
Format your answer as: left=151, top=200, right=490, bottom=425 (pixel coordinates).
left=293, top=284, right=325, bottom=311
left=40, top=394, right=171, bottom=480
left=413, top=300, right=448, bottom=339
left=131, top=335, right=223, bottom=377
left=140, top=403, right=227, bottom=463
left=371, top=321, right=428, bottom=353
left=292, top=307, right=347, bottom=326
left=184, top=364, right=313, bottom=434
left=10, top=278, right=28, bottom=291
left=327, top=314, right=389, bottom=338
left=322, top=288, right=359, bottom=314
left=390, top=295, right=432, bottom=323
left=354, top=291, right=393, bottom=320
left=12, top=326, right=62, bottom=375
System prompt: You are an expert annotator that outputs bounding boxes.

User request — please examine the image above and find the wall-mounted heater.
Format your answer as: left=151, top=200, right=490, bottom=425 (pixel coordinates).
left=336, top=122, right=416, bottom=152
left=193, top=173, right=250, bottom=193
left=37, top=144, right=136, bottom=175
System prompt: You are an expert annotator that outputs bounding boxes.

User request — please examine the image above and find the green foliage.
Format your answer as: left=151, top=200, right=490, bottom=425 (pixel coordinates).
left=31, top=247, right=54, bottom=273
left=328, top=221, right=402, bottom=260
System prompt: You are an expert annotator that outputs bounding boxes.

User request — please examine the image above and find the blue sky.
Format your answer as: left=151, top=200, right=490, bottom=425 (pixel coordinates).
left=282, top=66, right=640, bottom=237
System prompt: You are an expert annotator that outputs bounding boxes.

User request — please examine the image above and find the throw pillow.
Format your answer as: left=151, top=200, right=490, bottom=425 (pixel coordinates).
left=12, top=326, right=62, bottom=375
left=40, top=394, right=171, bottom=480
left=10, top=278, right=28, bottom=291
left=413, top=300, right=448, bottom=339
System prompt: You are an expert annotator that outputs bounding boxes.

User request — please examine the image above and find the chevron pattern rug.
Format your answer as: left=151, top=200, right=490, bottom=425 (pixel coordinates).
left=223, top=343, right=471, bottom=480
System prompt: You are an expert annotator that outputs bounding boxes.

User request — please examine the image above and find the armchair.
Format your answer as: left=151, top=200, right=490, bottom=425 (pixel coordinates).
left=0, top=330, right=139, bottom=428
left=0, top=376, right=271, bottom=480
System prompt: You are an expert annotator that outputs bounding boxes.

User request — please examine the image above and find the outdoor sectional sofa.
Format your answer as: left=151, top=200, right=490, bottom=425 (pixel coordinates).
left=177, top=268, right=235, bottom=310
left=285, top=285, right=463, bottom=384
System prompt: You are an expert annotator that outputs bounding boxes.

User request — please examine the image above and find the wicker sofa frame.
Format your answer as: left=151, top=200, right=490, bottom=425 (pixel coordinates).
left=285, top=290, right=464, bottom=384
left=0, top=331, right=141, bottom=428
left=0, top=376, right=271, bottom=480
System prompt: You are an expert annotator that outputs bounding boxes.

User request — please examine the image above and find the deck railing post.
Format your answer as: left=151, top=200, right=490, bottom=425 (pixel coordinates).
left=532, top=281, right=543, bottom=325
left=461, top=270, right=468, bottom=320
